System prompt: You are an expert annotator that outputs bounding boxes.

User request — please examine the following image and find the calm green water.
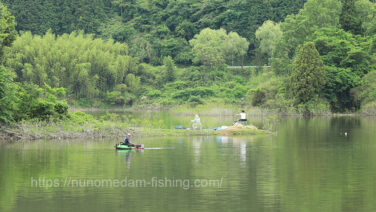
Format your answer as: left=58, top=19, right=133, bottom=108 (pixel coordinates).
left=1, top=116, right=376, bottom=212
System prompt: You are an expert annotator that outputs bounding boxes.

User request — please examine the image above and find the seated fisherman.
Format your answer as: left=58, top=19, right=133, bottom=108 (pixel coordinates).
left=122, top=133, right=134, bottom=146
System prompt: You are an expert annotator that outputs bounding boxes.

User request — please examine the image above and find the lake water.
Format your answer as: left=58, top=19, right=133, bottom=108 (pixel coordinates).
left=1, top=116, right=376, bottom=212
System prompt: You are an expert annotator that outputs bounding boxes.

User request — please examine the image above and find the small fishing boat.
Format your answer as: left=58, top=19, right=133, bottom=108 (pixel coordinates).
left=115, top=144, right=144, bottom=150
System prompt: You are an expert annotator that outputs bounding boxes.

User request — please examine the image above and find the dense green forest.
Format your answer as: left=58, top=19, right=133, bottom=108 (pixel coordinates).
left=1, top=0, right=376, bottom=124
left=3, top=0, right=305, bottom=65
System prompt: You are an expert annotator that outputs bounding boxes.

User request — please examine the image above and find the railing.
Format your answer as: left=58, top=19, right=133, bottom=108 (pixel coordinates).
left=227, top=66, right=271, bottom=69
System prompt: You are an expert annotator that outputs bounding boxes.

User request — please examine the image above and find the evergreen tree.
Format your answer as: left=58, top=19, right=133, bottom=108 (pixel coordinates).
left=163, top=56, right=176, bottom=82
left=340, top=0, right=362, bottom=34
left=290, top=42, right=325, bottom=105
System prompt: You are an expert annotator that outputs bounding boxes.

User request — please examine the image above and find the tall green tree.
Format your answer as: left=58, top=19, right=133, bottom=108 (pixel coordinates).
left=3, top=31, right=143, bottom=103
left=355, top=0, right=376, bottom=35
left=290, top=42, right=325, bottom=105
left=309, top=27, right=370, bottom=111
left=340, top=0, right=362, bottom=34
left=255, top=20, right=283, bottom=58
left=163, top=56, right=176, bottom=82
left=0, top=66, right=18, bottom=123
left=271, top=0, right=342, bottom=75
left=0, top=2, right=17, bottom=59
left=189, top=28, right=248, bottom=69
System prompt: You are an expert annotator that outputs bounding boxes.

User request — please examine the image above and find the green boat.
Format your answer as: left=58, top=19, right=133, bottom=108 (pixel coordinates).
left=115, top=144, right=144, bottom=150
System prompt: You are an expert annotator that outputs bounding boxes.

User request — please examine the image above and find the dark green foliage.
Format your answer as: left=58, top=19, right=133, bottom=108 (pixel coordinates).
left=188, top=96, right=203, bottom=105
left=340, top=0, right=362, bottom=34
left=30, top=100, right=55, bottom=120
left=54, top=103, right=69, bottom=117
left=2, top=0, right=376, bottom=115
left=251, top=89, right=267, bottom=106
left=290, top=42, right=325, bottom=105
left=3, top=0, right=305, bottom=65
left=172, top=87, right=215, bottom=101
left=163, top=56, right=176, bottom=82
left=324, top=66, right=360, bottom=111
left=310, top=27, right=370, bottom=111
left=3, top=0, right=108, bottom=35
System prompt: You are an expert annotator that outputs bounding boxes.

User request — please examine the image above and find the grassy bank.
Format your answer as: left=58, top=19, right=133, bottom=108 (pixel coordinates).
left=0, top=112, right=268, bottom=141
left=69, top=101, right=334, bottom=116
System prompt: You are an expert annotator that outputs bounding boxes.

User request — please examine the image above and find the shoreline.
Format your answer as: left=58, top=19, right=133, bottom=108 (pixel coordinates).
left=2, top=105, right=375, bottom=142
left=68, top=105, right=376, bottom=117
left=0, top=122, right=268, bottom=142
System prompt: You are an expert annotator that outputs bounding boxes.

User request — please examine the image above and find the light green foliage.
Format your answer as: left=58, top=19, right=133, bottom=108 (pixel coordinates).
left=106, top=84, right=134, bottom=106
left=4, top=31, right=142, bottom=104
left=189, top=28, right=249, bottom=68
left=17, top=83, right=69, bottom=121
left=276, top=0, right=342, bottom=59
left=189, top=28, right=227, bottom=68
left=255, top=20, right=283, bottom=58
left=172, top=87, right=215, bottom=101
left=355, top=70, right=376, bottom=105
left=245, top=69, right=293, bottom=111
left=290, top=42, right=325, bottom=105
left=125, top=74, right=141, bottom=94
left=272, top=0, right=342, bottom=75
left=355, top=0, right=376, bottom=36
left=223, top=32, right=250, bottom=66
left=311, top=27, right=370, bottom=76
left=0, top=66, right=18, bottom=123
left=0, top=2, right=16, bottom=58
left=2, top=0, right=376, bottom=115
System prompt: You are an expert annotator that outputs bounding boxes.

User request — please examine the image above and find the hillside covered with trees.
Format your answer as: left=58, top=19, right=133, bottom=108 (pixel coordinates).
left=1, top=0, right=376, bottom=124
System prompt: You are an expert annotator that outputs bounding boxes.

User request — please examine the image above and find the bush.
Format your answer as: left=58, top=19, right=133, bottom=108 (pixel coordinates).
left=172, top=87, right=215, bottom=101
left=251, top=89, right=266, bottom=106
left=54, top=102, right=68, bottom=116
left=146, top=90, right=162, bottom=98
left=30, top=100, right=55, bottom=120
left=188, top=96, right=203, bottom=104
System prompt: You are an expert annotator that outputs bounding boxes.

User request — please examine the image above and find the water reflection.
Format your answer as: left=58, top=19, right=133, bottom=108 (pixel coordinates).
left=1, top=117, right=376, bottom=212
left=216, top=136, right=230, bottom=145
left=192, top=137, right=203, bottom=163
left=116, top=150, right=144, bottom=168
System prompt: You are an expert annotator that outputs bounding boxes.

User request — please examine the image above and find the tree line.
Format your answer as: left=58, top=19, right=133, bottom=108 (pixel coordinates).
left=1, top=0, right=376, bottom=124
left=253, top=0, right=376, bottom=113
left=3, top=0, right=306, bottom=65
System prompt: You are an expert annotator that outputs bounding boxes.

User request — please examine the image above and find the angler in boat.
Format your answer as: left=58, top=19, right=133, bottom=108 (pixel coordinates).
left=115, top=133, right=144, bottom=150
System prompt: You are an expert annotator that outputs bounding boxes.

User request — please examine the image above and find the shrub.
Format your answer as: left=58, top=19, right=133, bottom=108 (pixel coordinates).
left=251, top=89, right=266, bottom=106
left=172, top=87, right=215, bottom=101
left=188, top=96, right=203, bottom=104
